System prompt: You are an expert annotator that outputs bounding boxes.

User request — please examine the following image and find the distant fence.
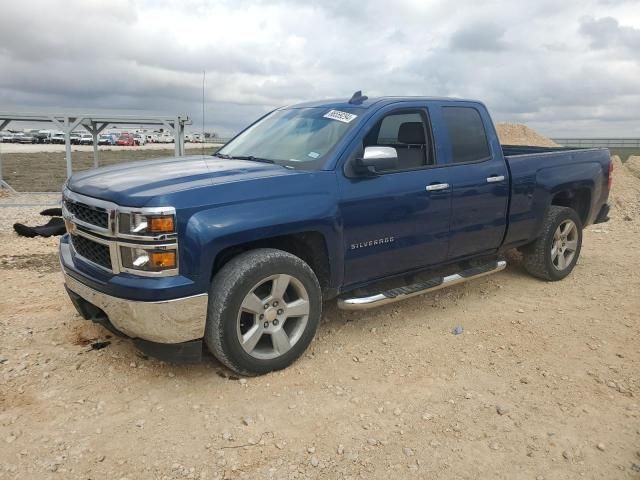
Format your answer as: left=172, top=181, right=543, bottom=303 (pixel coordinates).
left=553, top=138, right=640, bottom=148
left=204, top=137, right=232, bottom=144
left=552, top=138, right=640, bottom=161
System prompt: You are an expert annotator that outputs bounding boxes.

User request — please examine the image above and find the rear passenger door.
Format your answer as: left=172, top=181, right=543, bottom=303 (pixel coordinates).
left=437, top=104, right=509, bottom=259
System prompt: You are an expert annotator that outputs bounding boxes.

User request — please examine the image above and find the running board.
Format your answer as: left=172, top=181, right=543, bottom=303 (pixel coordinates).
left=337, top=260, right=507, bottom=311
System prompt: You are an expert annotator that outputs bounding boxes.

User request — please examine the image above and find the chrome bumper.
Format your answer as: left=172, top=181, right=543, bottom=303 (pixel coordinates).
left=62, top=272, right=208, bottom=344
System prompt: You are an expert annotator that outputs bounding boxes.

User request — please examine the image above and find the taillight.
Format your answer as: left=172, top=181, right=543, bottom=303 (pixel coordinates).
left=608, top=161, right=613, bottom=191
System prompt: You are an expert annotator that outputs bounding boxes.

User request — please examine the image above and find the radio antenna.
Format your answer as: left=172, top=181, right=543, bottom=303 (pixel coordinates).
left=202, top=70, right=206, bottom=156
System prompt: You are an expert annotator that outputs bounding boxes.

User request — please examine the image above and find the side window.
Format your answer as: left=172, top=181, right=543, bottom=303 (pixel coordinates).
left=377, top=113, right=422, bottom=145
left=442, top=107, right=491, bottom=163
left=363, top=110, right=434, bottom=171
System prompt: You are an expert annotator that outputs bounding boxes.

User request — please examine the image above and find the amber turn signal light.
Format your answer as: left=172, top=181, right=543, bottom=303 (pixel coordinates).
left=149, top=216, right=175, bottom=233
left=150, top=251, right=176, bottom=268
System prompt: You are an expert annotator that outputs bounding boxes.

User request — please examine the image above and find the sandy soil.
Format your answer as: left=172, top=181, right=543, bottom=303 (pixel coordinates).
left=625, top=156, right=640, bottom=179
left=0, top=128, right=639, bottom=479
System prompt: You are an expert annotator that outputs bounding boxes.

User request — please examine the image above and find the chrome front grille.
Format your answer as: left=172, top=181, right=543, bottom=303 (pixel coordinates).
left=64, top=199, right=109, bottom=229
left=62, top=188, right=178, bottom=277
left=70, top=234, right=112, bottom=270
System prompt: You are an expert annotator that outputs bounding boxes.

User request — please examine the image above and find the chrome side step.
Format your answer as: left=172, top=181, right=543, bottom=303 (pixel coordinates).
left=337, top=260, right=507, bottom=311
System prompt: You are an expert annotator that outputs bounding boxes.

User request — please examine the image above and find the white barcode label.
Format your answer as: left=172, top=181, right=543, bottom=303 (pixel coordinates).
left=323, top=110, right=358, bottom=123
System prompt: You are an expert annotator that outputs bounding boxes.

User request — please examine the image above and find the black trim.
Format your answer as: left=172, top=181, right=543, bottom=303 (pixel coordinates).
left=64, top=199, right=109, bottom=228
left=594, top=203, right=610, bottom=224
left=435, top=155, right=492, bottom=167
left=384, top=277, right=444, bottom=298
left=134, top=338, right=203, bottom=364
left=70, top=234, right=112, bottom=270
left=459, top=261, right=498, bottom=278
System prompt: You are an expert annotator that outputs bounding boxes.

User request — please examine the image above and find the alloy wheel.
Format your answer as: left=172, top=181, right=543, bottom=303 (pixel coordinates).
left=551, top=219, right=578, bottom=270
left=236, top=274, right=310, bottom=360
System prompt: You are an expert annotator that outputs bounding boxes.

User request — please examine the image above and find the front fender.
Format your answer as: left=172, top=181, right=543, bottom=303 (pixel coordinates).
left=182, top=174, right=342, bottom=292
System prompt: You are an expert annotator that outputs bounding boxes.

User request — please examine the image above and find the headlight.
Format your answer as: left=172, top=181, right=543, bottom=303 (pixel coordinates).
left=119, top=212, right=175, bottom=236
left=120, top=246, right=177, bottom=273
left=117, top=207, right=177, bottom=276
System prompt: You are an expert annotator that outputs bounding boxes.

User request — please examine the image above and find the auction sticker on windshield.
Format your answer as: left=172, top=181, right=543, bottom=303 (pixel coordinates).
left=323, top=110, right=358, bottom=123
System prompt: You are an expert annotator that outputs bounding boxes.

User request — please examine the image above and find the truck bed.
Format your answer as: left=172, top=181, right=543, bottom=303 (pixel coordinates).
left=501, top=144, right=586, bottom=156
left=501, top=144, right=611, bottom=249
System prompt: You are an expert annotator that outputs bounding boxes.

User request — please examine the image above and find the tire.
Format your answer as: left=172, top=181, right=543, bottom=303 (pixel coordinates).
left=522, top=206, right=583, bottom=281
left=205, top=248, right=322, bottom=376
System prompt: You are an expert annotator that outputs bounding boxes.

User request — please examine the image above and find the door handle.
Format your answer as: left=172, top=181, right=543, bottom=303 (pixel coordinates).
left=486, top=175, right=505, bottom=183
left=425, top=183, right=450, bottom=191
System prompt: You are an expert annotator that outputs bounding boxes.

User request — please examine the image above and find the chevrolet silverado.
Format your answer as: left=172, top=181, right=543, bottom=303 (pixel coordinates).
left=60, top=93, right=612, bottom=375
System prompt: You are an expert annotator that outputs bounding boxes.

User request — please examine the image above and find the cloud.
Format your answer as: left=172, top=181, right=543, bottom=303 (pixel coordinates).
left=579, top=16, right=640, bottom=51
left=450, top=23, right=508, bottom=52
left=0, top=0, right=639, bottom=136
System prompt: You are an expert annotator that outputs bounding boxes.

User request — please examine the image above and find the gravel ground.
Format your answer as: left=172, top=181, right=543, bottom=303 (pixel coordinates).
left=0, top=135, right=639, bottom=479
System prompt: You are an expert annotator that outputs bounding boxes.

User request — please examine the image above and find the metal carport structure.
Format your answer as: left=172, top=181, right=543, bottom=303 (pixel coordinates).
left=0, top=112, right=191, bottom=189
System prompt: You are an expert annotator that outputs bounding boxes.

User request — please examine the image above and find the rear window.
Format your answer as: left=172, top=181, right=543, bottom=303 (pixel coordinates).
left=442, top=107, right=491, bottom=163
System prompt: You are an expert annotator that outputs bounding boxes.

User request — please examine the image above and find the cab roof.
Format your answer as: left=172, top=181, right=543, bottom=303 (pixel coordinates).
left=287, top=95, right=480, bottom=111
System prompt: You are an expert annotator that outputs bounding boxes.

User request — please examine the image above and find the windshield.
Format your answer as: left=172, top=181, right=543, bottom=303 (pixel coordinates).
left=217, top=107, right=361, bottom=168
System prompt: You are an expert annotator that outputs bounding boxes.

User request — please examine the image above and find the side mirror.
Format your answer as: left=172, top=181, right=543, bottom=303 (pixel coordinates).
left=356, top=146, right=398, bottom=175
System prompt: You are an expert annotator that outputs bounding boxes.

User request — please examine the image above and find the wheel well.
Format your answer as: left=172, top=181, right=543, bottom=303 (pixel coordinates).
left=551, top=188, right=591, bottom=225
left=212, top=232, right=331, bottom=291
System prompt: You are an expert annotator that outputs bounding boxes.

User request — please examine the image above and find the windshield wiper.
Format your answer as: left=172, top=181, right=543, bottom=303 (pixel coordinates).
left=226, top=155, right=275, bottom=164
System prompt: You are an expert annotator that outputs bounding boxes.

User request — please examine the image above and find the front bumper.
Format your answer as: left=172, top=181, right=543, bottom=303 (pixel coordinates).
left=64, top=285, right=204, bottom=362
left=63, top=272, right=208, bottom=343
left=60, top=240, right=208, bottom=362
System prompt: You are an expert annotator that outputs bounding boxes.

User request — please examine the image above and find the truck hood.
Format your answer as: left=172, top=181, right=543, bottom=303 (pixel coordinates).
left=67, top=155, right=300, bottom=207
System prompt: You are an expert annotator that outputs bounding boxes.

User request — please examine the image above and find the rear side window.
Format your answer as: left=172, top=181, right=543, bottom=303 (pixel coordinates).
left=442, top=107, right=491, bottom=163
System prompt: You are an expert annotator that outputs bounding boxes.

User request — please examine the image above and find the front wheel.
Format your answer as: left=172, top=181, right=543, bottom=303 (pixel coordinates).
left=205, top=248, right=322, bottom=376
left=522, top=206, right=583, bottom=281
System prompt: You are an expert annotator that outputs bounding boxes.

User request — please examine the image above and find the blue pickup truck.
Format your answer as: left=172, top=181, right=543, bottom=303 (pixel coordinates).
left=60, top=93, right=612, bottom=375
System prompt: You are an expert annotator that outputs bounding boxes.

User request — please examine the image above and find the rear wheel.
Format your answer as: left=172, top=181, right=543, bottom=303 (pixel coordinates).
left=522, top=206, right=582, bottom=281
left=205, top=248, right=322, bottom=376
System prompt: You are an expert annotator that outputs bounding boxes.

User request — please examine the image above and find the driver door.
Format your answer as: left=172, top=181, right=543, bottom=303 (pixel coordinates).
left=337, top=105, right=452, bottom=287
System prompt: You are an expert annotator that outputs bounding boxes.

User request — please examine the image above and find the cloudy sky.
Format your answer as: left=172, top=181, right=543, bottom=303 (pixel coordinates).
left=1, top=0, right=639, bottom=137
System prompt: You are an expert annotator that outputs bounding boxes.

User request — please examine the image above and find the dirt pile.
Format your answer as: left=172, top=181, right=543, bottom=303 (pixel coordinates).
left=495, top=123, right=559, bottom=147
left=625, top=155, right=640, bottom=178
left=609, top=155, right=640, bottom=221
